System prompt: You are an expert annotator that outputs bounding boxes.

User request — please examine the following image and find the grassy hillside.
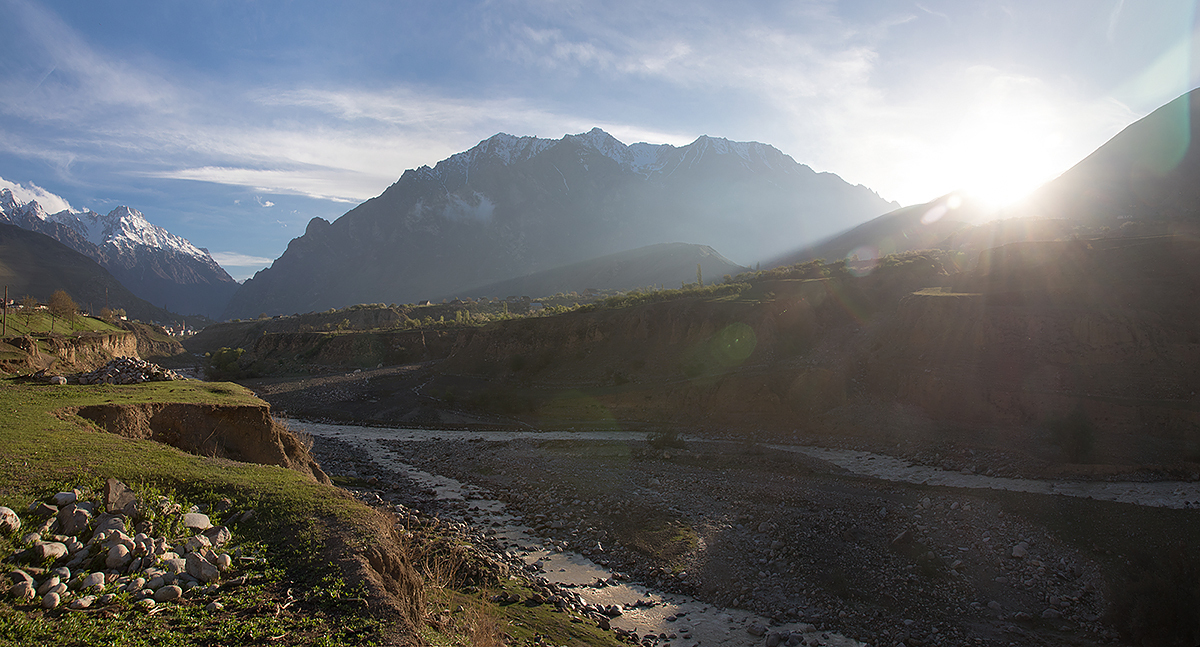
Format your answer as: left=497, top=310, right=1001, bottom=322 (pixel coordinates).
left=0, top=380, right=627, bottom=646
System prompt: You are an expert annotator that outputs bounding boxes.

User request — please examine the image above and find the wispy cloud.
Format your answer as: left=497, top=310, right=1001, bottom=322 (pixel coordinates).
left=0, top=175, right=75, bottom=213
left=209, top=251, right=276, bottom=267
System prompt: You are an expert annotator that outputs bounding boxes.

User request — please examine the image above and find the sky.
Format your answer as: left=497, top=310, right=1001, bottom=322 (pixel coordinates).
left=0, top=0, right=1198, bottom=280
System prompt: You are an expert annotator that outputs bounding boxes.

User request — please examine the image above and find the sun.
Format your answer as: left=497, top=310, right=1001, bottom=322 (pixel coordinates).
left=904, top=77, right=1089, bottom=212
left=951, top=106, right=1070, bottom=210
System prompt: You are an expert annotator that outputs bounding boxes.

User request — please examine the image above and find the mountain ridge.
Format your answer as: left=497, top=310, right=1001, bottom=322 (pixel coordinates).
left=223, top=128, right=896, bottom=319
left=0, top=188, right=238, bottom=318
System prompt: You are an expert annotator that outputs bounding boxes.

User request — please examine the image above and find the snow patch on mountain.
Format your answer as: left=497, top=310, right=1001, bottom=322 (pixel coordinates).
left=421, top=128, right=807, bottom=186
left=0, top=187, right=209, bottom=262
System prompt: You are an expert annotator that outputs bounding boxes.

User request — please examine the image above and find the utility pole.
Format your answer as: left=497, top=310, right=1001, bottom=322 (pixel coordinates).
left=2, top=285, right=6, bottom=337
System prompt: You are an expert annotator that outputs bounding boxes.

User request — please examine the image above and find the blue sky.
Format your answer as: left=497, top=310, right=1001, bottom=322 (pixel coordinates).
left=0, top=0, right=1197, bottom=280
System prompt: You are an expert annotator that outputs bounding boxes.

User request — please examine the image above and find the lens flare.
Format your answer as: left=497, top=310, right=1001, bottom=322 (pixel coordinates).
left=846, top=245, right=880, bottom=277
left=714, top=323, right=756, bottom=366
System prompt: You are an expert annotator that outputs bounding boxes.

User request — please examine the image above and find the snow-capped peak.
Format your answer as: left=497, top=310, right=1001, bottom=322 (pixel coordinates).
left=0, top=185, right=209, bottom=262
left=414, top=128, right=801, bottom=186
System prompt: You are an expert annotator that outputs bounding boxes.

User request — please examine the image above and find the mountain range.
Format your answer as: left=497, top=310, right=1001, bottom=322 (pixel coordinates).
left=0, top=190, right=238, bottom=319
left=222, top=129, right=896, bottom=319
left=0, top=223, right=189, bottom=325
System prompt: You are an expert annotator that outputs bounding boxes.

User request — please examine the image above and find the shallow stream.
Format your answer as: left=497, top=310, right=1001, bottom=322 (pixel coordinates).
left=293, top=422, right=864, bottom=647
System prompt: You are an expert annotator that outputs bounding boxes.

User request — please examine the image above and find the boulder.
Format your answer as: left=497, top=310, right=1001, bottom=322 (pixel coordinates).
left=104, top=479, right=138, bottom=516
left=183, top=513, right=212, bottom=531
left=153, top=585, right=183, bottom=602
left=0, top=506, right=21, bottom=534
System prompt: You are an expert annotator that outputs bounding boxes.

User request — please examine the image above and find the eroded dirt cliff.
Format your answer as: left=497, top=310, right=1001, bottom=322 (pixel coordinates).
left=69, top=401, right=329, bottom=483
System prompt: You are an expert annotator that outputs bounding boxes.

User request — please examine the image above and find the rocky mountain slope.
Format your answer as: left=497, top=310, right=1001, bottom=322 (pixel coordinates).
left=0, top=223, right=195, bottom=325
left=0, top=189, right=238, bottom=318
left=1030, top=87, right=1200, bottom=227
left=223, top=129, right=895, bottom=319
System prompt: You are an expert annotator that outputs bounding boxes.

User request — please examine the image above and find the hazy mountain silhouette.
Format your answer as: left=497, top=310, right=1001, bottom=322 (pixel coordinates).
left=451, top=243, right=748, bottom=300
left=1030, top=88, right=1200, bottom=227
left=222, top=129, right=894, bottom=319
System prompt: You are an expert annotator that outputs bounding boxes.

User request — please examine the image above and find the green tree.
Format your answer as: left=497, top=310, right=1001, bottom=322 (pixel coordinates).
left=48, top=290, right=77, bottom=333
left=19, top=295, right=37, bottom=330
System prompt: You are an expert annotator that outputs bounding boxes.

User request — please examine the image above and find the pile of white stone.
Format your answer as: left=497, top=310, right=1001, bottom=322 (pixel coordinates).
left=2, top=479, right=246, bottom=611
left=75, top=357, right=187, bottom=385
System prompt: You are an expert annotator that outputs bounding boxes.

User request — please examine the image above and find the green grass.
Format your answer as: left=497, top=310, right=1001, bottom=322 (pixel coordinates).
left=0, top=311, right=121, bottom=337
left=0, top=379, right=397, bottom=646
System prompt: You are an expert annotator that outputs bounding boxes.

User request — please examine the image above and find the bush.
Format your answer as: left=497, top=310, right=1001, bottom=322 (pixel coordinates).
left=647, top=429, right=686, bottom=450
left=205, top=346, right=248, bottom=380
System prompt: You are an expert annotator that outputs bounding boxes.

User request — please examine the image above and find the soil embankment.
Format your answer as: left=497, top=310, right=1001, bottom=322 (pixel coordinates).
left=1, top=330, right=139, bottom=374
left=69, top=400, right=329, bottom=483
left=245, top=236, right=1200, bottom=476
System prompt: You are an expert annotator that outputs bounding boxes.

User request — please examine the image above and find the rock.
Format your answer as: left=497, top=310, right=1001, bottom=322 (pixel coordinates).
left=162, top=558, right=186, bottom=574
left=205, top=600, right=224, bottom=612
left=203, top=526, right=233, bottom=547
left=70, top=595, right=96, bottom=609
left=216, top=553, right=232, bottom=570
left=104, top=479, right=138, bottom=516
left=0, top=507, right=20, bottom=534
left=28, top=502, right=57, bottom=517
left=49, top=376, right=67, bottom=385
left=766, top=632, right=785, bottom=647
left=919, top=496, right=932, bottom=509
left=183, top=535, right=212, bottom=554
left=79, top=571, right=106, bottom=592
left=91, top=514, right=125, bottom=537
left=597, top=616, right=611, bottom=630
left=138, top=598, right=156, bottom=610
left=1041, top=608, right=1062, bottom=619
left=186, top=553, right=220, bottom=583
left=183, top=513, right=212, bottom=531
left=144, top=575, right=165, bottom=591
left=52, top=491, right=77, bottom=506
left=41, top=591, right=60, bottom=609
left=153, top=584, right=183, bottom=602
left=747, top=623, right=767, bottom=637
left=1012, top=542, right=1029, bottom=559
left=987, top=600, right=1002, bottom=611
left=106, top=544, right=133, bottom=570
left=98, top=593, right=117, bottom=605
left=36, top=576, right=61, bottom=596
left=57, top=505, right=91, bottom=536
left=9, top=581, right=35, bottom=600
left=7, top=570, right=34, bottom=585
left=33, top=542, right=68, bottom=562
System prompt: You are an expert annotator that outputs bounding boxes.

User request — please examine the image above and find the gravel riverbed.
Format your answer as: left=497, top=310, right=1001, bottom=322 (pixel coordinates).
left=298, top=423, right=1136, bottom=647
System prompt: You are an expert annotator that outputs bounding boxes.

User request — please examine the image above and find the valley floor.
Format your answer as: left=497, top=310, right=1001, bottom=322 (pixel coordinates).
left=245, top=366, right=1200, bottom=647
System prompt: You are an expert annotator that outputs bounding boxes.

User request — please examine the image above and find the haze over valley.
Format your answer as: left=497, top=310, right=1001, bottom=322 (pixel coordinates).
left=2, top=2, right=1200, bottom=647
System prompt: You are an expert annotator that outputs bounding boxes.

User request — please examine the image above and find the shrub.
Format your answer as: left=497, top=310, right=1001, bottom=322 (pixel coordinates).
left=647, top=429, right=686, bottom=450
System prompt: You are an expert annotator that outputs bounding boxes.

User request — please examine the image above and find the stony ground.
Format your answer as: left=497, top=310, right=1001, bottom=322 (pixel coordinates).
left=306, top=431, right=1132, bottom=647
